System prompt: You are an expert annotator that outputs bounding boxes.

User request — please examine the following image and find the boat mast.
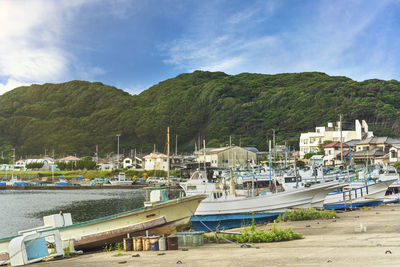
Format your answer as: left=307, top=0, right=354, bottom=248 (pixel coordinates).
left=340, top=114, right=344, bottom=167
left=269, top=140, right=272, bottom=189
left=203, top=140, right=207, bottom=173
left=167, top=127, right=170, bottom=186
left=229, top=140, right=235, bottom=196
left=294, top=150, right=298, bottom=188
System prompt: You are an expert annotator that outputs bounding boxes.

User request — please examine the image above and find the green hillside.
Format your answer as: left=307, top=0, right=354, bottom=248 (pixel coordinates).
left=1, top=71, right=400, bottom=158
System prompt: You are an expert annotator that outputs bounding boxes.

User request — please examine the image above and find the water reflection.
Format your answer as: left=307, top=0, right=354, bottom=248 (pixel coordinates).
left=0, top=189, right=145, bottom=237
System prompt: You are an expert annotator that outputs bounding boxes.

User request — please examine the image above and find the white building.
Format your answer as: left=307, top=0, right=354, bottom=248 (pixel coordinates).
left=144, top=152, right=169, bottom=171
left=122, top=156, right=143, bottom=170
left=196, top=146, right=257, bottom=168
left=299, top=120, right=373, bottom=159
left=389, top=144, right=400, bottom=163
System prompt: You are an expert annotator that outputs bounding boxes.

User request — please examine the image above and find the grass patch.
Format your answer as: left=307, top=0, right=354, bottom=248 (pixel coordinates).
left=277, top=209, right=337, bottom=222
left=215, top=222, right=303, bottom=243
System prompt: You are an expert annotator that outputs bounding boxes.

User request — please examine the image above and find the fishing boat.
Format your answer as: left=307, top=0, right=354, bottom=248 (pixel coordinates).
left=108, top=172, right=133, bottom=186
left=323, top=179, right=396, bottom=209
left=190, top=180, right=342, bottom=231
left=0, top=193, right=205, bottom=260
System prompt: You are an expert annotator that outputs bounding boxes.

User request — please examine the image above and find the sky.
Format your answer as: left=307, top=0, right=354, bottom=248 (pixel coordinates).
left=0, top=0, right=399, bottom=95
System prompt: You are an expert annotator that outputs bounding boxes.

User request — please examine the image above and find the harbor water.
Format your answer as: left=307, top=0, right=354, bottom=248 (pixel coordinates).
left=0, top=189, right=145, bottom=237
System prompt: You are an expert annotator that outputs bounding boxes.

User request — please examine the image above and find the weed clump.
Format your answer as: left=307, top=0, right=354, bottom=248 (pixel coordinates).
left=277, top=209, right=337, bottom=222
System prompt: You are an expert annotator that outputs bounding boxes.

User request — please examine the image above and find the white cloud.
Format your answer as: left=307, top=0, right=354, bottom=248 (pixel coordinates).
left=161, top=0, right=397, bottom=81
left=0, top=79, right=27, bottom=95
left=0, top=0, right=119, bottom=95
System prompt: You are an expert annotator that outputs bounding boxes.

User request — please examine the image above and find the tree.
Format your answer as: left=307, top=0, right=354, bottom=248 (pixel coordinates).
left=26, top=162, right=44, bottom=170
left=394, top=161, right=400, bottom=171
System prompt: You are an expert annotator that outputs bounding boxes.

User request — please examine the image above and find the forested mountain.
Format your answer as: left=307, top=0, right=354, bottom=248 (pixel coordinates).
left=1, top=71, right=400, bottom=158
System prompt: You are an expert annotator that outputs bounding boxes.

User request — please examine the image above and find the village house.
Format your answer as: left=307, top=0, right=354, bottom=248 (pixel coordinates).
left=144, top=152, right=169, bottom=171
left=57, top=156, right=81, bottom=163
left=389, top=144, right=400, bottom=163
left=196, top=146, right=257, bottom=169
left=353, top=137, right=400, bottom=164
left=299, top=120, right=373, bottom=159
left=323, top=141, right=349, bottom=166
left=122, top=155, right=144, bottom=170
left=97, top=158, right=116, bottom=170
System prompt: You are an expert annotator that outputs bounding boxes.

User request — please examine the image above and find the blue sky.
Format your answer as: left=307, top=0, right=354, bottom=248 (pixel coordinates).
left=1, top=0, right=399, bottom=95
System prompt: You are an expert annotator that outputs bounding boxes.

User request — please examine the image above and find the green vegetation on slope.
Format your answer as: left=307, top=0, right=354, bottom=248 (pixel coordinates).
left=1, top=71, right=400, bottom=157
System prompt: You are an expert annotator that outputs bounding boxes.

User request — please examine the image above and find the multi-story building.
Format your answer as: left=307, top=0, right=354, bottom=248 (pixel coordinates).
left=299, top=120, right=373, bottom=158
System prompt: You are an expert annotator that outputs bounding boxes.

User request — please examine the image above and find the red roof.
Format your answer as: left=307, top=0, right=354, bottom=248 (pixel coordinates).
left=323, top=141, right=349, bottom=148
left=336, top=150, right=350, bottom=158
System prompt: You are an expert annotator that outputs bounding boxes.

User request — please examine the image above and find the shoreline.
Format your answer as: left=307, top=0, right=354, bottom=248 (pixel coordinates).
left=0, top=185, right=147, bottom=190
left=30, top=203, right=400, bottom=266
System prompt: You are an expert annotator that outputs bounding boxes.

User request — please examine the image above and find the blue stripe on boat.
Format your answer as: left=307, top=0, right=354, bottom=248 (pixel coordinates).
left=191, top=212, right=282, bottom=232
left=323, top=200, right=383, bottom=210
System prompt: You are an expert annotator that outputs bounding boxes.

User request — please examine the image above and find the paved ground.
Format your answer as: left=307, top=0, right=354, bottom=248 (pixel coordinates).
left=33, top=204, right=400, bottom=266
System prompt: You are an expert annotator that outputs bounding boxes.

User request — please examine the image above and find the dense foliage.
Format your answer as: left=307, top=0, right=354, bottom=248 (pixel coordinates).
left=25, top=162, right=44, bottom=169
left=1, top=71, right=400, bottom=157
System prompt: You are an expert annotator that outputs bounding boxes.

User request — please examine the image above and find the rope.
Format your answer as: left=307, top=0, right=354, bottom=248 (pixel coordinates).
left=181, top=198, right=253, bottom=248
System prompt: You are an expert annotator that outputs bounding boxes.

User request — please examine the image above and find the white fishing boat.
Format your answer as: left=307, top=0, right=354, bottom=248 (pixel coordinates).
left=323, top=179, right=396, bottom=209
left=109, top=172, right=132, bottom=186
left=191, top=180, right=342, bottom=231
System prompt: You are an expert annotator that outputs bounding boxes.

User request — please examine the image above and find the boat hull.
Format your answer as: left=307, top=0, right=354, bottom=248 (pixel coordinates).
left=324, top=180, right=396, bottom=209
left=0, top=194, right=205, bottom=255
left=192, top=181, right=340, bottom=231
left=191, top=212, right=281, bottom=232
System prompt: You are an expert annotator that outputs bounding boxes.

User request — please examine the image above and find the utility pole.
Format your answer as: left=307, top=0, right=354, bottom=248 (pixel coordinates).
left=272, top=129, right=276, bottom=161
left=116, top=134, right=121, bottom=169
left=229, top=135, right=232, bottom=147
left=96, top=145, right=99, bottom=162
left=175, top=134, right=178, bottom=155
left=339, top=114, right=344, bottom=166
left=44, top=148, right=47, bottom=157
left=284, top=141, right=287, bottom=168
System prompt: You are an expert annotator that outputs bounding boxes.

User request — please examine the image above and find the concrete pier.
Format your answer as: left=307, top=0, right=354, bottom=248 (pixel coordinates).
left=32, top=203, right=400, bottom=266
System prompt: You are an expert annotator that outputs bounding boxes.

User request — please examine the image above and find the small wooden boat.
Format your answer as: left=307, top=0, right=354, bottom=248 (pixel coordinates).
left=0, top=194, right=205, bottom=258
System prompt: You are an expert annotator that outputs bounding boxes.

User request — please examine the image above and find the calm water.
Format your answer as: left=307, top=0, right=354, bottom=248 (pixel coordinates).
left=0, top=189, right=145, bottom=237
